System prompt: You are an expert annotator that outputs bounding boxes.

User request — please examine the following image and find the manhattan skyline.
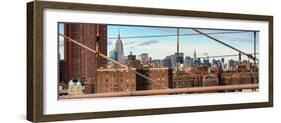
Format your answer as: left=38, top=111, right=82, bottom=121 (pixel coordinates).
left=57, top=23, right=259, bottom=99
left=59, top=24, right=259, bottom=63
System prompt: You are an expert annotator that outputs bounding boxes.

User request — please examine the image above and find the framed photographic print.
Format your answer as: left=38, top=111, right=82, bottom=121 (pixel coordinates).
left=27, top=0, right=273, bottom=122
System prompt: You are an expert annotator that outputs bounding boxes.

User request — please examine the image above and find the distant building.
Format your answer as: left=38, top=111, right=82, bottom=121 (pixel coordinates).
left=120, top=56, right=128, bottom=65
left=194, top=50, right=197, bottom=60
left=228, top=59, right=235, bottom=70
left=115, top=32, right=124, bottom=63
left=202, top=74, right=219, bottom=87
left=140, top=53, right=149, bottom=64
left=210, top=64, right=222, bottom=74
left=203, top=58, right=210, bottom=67
left=128, top=59, right=142, bottom=68
left=194, top=58, right=201, bottom=66
left=239, top=53, right=242, bottom=62
left=198, top=65, right=209, bottom=75
left=237, top=61, right=252, bottom=72
left=109, top=49, right=117, bottom=61
left=189, top=67, right=201, bottom=75
left=151, top=59, right=161, bottom=68
left=162, top=56, right=172, bottom=68
left=128, top=51, right=136, bottom=60
left=232, top=72, right=253, bottom=85
left=201, top=74, right=220, bottom=92
left=221, top=70, right=258, bottom=87
left=136, top=68, right=173, bottom=90
left=175, top=52, right=184, bottom=64
left=212, top=59, right=222, bottom=69
left=127, top=52, right=142, bottom=68
left=221, top=58, right=225, bottom=69
left=221, top=58, right=225, bottom=64
left=171, top=52, right=184, bottom=68
left=185, top=56, right=193, bottom=67
left=170, top=54, right=177, bottom=67
left=172, top=72, right=202, bottom=88
left=221, top=71, right=234, bottom=85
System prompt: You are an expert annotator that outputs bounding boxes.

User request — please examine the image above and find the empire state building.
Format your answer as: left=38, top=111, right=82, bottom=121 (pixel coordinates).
left=115, top=32, right=124, bottom=62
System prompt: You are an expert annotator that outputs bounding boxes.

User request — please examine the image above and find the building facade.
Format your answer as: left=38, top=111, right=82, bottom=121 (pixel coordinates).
left=140, top=53, right=149, bottom=64
left=96, top=67, right=172, bottom=93
left=172, top=73, right=202, bottom=88
left=96, top=68, right=137, bottom=93
left=63, top=23, right=107, bottom=94
left=137, top=68, right=173, bottom=90
left=202, top=74, right=219, bottom=86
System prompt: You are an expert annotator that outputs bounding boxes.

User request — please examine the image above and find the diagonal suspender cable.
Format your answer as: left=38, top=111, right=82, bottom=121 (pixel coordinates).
left=59, top=33, right=168, bottom=89
left=135, top=71, right=167, bottom=89
left=59, top=33, right=128, bottom=69
left=192, top=29, right=259, bottom=62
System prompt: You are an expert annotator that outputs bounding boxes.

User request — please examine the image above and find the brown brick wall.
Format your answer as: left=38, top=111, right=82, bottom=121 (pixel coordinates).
left=63, top=23, right=107, bottom=94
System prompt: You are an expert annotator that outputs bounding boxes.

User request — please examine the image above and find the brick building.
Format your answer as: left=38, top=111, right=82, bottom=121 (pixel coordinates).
left=202, top=74, right=219, bottom=86
left=172, top=73, right=202, bottom=88
left=221, top=71, right=258, bottom=86
left=96, top=67, right=172, bottom=93
left=63, top=23, right=107, bottom=94
left=96, top=68, right=137, bottom=93
left=136, top=68, right=173, bottom=90
left=220, top=71, right=234, bottom=85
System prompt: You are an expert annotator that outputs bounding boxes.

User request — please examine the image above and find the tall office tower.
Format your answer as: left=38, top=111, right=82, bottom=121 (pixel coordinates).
left=239, top=53, right=242, bottom=62
left=140, top=53, right=149, bottom=64
left=63, top=23, right=107, bottom=94
left=175, top=52, right=184, bottom=64
left=115, top=32, right=124, bottom=63
left=194, top=49, right=197, bottom=60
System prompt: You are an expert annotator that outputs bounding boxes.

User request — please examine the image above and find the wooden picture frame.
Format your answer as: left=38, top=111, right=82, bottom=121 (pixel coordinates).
left=27, top=1, right=273, bottom=122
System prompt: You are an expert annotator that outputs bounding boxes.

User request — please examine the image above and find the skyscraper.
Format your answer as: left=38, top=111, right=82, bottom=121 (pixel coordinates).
left=115, top=32, right=124, bottom=63
left=162, top=56, right=172, bottom=68
left=203, top=58, right=210, bottom=67
left=170, top=54, right=177, bottom=67
left=194, top=49, right=197, bottom=60
left=239, top=53, right=242, bottom=62
left=63, top=23, right=107, bottom=94
left=175, top=52, right=184, bottom=64
left=193, top=50, right=199, bottom=65
left=185, top=56, right=193, bottom=67
left=128, top=51, right=136, bottom=60
left=140, top=53, right=149, bottom=64
left=109, top=49, right=117, bottom=61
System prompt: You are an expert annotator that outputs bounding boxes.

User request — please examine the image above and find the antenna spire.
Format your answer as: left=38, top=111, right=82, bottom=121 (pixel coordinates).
left=118, top=29, right=120, bottom=40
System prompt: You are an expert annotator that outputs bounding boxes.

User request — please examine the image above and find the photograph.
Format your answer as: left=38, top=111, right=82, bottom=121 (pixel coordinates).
left=57, top=23, right=259, bottom=99
left=26, top=1, right=273, bottom=122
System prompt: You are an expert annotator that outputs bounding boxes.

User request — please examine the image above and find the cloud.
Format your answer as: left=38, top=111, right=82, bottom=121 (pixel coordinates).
left=124, top=41, right=136, bottom=45
left=138, top=40, right=159, bottom=46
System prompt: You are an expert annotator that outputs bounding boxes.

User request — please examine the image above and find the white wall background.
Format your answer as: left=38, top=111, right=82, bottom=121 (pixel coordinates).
left=0, top=0, right=280, bottom=122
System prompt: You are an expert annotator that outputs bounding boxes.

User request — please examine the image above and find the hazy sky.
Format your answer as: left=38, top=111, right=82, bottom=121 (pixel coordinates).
left=59, top=23, right=259, bottom=62
left=107, top=25, right=259, bottom=61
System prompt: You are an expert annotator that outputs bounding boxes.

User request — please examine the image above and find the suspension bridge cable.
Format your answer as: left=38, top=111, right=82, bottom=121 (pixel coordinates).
left=191, top=29, right=259, bottom=62
left=108, top=30, right=253, bottom=39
